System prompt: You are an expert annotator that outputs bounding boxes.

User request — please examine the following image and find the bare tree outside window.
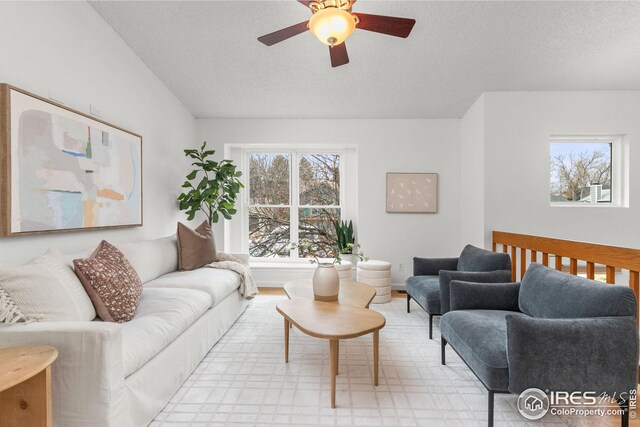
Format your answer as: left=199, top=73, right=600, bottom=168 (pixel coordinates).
left=248, top=152, right=341, bottom=258
left=299, top=154, right=340, bottom=205
left=298, top=154, right=341, bottom=258
left=550, top=142, right=612, bottom=203
left=249, top=153, right=289, bottom=205
left=249, top=207, right=290, bottom=257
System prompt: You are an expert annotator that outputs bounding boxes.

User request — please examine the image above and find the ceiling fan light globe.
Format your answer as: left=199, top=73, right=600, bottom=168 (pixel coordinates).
left=309, top=7, right=356, bottom=46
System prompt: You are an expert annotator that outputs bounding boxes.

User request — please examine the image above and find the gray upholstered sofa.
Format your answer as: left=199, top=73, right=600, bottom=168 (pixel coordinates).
left=405, top=245, right=512, bottom=338
left=441, top=263, right=638, bottom=427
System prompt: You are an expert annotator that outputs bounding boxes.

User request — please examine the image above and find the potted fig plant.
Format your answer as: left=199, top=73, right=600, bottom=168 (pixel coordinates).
left=178, top=141, right=243, bottom=224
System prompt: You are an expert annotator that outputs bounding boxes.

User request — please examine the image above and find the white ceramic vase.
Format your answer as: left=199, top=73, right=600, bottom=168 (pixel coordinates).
left=313, top=263, right=340, bottom=302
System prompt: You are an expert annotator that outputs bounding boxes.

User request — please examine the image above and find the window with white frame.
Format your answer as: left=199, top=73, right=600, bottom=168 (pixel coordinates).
left=549, top=136, right=626, bottom=206
left=246, top=151, right=343, bottom=259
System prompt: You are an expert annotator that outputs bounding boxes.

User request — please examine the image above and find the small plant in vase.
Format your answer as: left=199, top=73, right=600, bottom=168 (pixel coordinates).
left=339, top=242, right=367, bottom=265
left=334, top=220, right=366, bottom=265
left=290, top=239, right=367, bottom=302
left=335, top=220, right=355, bottom=254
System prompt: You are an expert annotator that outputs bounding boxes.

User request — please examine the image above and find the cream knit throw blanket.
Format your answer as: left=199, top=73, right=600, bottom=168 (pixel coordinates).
left=206, top=253, right=259, bottom=300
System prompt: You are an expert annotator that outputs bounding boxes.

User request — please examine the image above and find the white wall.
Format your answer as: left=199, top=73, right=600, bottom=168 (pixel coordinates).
left=197, top=119, right=463, bottom=284
left=0, top=2, right=196, bottom=265
left=483, top=91, right=640, bottom=249
left=3, top=2, right=635, bottom=284
left=460, top=94, right=486, bottom=248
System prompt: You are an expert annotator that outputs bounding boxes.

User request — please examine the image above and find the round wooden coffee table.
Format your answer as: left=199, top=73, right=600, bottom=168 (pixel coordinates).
left=0, top=345, right=58, bottom=427
left=283, top=279, right=376, bottom=308
left=276, top=298, right=385, bottom=408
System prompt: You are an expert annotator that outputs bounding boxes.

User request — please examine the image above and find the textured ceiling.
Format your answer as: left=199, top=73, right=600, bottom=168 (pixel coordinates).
left=90, top=1, right=640, bottom=119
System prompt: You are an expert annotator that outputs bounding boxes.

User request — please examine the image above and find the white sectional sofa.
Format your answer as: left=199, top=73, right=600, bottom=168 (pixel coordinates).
left=0, top=236, right=249, bottom=427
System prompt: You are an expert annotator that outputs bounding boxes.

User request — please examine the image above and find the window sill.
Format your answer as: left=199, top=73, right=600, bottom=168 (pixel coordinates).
left=550, top=203, right=628, bottom=208
left=250, top=261, right=317, bottom=270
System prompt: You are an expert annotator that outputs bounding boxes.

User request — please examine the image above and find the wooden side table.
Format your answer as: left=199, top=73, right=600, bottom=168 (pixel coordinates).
left=0, top=345, right=58, bottom=427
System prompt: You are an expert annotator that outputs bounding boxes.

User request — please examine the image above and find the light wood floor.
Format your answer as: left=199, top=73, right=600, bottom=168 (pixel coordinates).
left=258, top=288, right=406, bottom=298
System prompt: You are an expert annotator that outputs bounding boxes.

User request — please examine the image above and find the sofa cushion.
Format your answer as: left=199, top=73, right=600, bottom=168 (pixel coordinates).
left=405, top=275, right=441, bottom=314
left=520, top=263, right=637, bottom=318
left=115, top=236, right=179, bottom=284
left=35, top=250, right=97, bottom=320
left=61, top=236, right=179, bottom=284
left=0, top=250, right=97, bottom=323
left=458, top=245, right=511, bottom=272
left=440, top=309, right=529, bottom=391
left=144, top=268, right=240, bottom=308
left=121, top=287, right=211, bottom=377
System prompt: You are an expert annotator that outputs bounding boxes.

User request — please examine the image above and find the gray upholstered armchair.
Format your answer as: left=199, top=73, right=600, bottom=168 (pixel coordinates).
left=405, top=244, right=512, bottom=338
left=441, top=263, right=638, bottom=427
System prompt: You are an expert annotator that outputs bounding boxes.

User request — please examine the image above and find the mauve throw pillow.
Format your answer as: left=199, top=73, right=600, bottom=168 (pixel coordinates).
left=177, top=221, right=217, bottom=271
left=73, top=241, right=143, bottom=323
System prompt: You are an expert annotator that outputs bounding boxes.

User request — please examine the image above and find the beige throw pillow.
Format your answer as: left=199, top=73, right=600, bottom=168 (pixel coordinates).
left=74, top=241, right=143, bottom=323
left=0, top=250, right=96, bottom=323
left=177, top=221, right=217, bottom=271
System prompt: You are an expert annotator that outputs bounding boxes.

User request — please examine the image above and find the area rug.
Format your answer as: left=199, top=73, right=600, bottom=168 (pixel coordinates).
left=151, top=296, right=616, bottom=426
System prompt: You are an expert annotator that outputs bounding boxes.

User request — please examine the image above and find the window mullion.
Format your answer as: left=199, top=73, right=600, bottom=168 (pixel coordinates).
left=340, top=152, right=345, bottom=223
left=290, top=150, right=299, bottom=260
left=242, top=150, right=250, bottom=254
left=247, top=204, right=292, bottom=210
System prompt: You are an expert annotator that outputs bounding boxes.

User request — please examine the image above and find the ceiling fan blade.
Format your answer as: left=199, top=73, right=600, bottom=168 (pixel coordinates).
left=329, top=42, right=349, bottom=68
left=354, top=13, right=415, bottom=38
left=258, top=21, right=309, bottom=46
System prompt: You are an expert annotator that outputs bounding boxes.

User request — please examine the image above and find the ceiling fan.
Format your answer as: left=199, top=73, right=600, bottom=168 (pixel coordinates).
left=257, top=0, right=416, bottom=68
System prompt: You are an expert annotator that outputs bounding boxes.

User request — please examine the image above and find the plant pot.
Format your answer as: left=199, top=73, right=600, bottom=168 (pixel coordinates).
left=313, top=263, right=340, bottom=302
left=340, top=253, right=358, bottom=267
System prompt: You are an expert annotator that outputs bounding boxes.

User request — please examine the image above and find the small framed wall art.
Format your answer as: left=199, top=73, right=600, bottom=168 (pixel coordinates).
left=386, top=172, right=438, bottom=213
left=0, top=84, right=143, bottom=236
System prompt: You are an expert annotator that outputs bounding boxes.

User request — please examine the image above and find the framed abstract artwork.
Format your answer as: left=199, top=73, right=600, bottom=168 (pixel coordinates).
left=386, top=172, right=438, bottom=213
left=0, top=84, right=142, bottom=236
